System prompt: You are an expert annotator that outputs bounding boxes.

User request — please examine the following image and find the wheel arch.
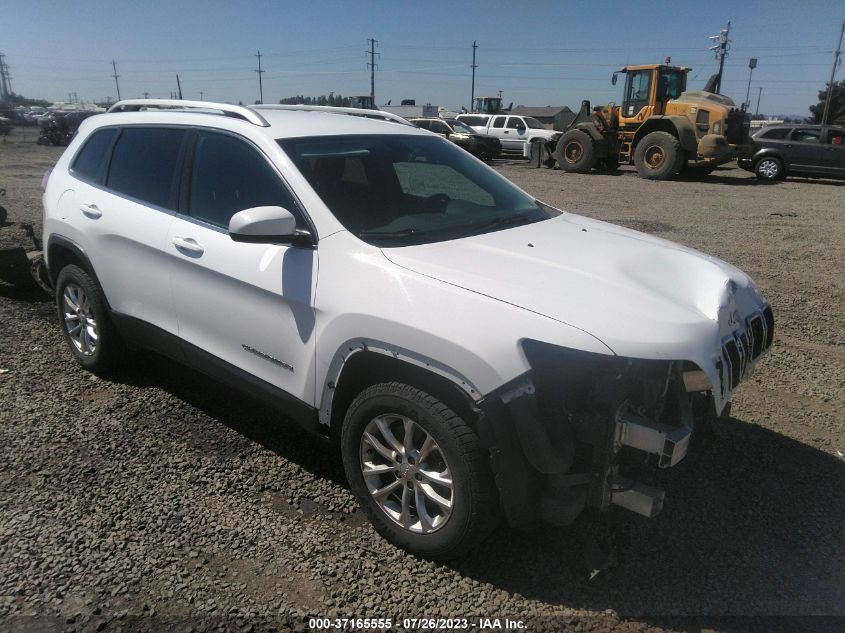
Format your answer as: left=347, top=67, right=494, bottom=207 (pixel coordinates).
left=47, top=236, right=104, bottom=296
left=322, top=344, right=482, bottom=438
left=634, top=116, right=697, bottom=153
left=753, top=149, right=788, bottom=170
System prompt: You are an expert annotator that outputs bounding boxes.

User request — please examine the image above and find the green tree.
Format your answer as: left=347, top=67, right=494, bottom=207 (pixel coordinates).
left=808, top=79, right=845, bottom=125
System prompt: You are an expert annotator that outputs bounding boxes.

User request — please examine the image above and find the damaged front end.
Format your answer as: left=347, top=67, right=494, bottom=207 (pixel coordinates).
left=477, top=324, right=773, bottom=528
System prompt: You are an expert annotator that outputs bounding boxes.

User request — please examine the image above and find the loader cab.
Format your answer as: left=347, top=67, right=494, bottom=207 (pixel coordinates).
left=349, top=95, right=375, bottom=110
left=473, top=96, right=504, bottom=115
left=616, top=64, right=689, bottom=127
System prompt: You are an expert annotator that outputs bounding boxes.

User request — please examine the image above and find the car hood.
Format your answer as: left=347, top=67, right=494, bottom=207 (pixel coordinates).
left=382, top=213, right=768, bottom=401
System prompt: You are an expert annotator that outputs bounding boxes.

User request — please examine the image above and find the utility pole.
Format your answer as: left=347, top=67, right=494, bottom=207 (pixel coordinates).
left=111, top=59, right=121, bottom=101
left=0, top=53, right=10, bottom=102
left=821, top=20, right=845, bottom=125
left=755, top=87, right=762, bottom=116
left=470, top=41, right=478, bottom=111
left=254, top=51, right=265, bottom=104
left=176, top=74, right=183, bottom=100
left=366, top=38, right=378, bottom=100
left=200, top=91, right=204, bottom=101
left=745, top=58, right=757, bottom=110
left=708, top=21, right=730, bottom=95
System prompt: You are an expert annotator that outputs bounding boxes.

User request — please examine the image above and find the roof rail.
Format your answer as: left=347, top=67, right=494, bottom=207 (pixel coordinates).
left=250, top=104, right=412, bottom=126
left=107, top=99, right=270, bottom=127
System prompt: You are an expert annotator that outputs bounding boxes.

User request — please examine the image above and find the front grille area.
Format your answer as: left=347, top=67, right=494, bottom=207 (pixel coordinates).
left=721, top=306, right=774, bottom=392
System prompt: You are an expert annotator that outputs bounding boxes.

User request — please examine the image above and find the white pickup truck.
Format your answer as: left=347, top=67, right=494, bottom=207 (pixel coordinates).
left=456, top=113, right=557, bottom=155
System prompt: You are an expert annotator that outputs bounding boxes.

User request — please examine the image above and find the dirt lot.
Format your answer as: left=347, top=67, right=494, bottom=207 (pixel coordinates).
left=0, top=127, right=843, bottom=632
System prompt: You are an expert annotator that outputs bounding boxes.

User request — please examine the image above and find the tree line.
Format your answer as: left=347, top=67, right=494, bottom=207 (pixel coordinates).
left=278, top=94, right=353, bottom=107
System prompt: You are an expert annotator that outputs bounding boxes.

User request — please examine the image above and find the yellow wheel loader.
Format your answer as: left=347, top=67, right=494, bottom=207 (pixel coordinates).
left=550, top=62, right=752, bottom=179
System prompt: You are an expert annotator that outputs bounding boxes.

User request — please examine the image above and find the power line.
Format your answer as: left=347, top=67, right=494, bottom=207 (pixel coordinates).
left=111, top=59, right=121, bottom=101
left=254, top=50, right=264, bottom=104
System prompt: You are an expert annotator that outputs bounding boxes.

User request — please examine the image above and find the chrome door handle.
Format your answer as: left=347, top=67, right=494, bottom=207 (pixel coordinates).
left=80, top=203, right=102, bottom=219
left=172, top=236, right=204, bottom=255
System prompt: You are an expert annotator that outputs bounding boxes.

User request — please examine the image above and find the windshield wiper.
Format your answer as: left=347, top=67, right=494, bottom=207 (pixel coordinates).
left=358, top=227, right=427, bottom=240
left=454, top=211, right=540, bottom=237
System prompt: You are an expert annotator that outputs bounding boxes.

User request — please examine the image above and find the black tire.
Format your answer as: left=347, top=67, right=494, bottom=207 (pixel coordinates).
left=341, top=382, right=500, bottom=560
left=554, top=129, right=596, bottom=173
left=754, top=156, right=784, bottom=181
left=55, top=264, right=123, bottom=373
left=633, top=131, right=684, bottom=180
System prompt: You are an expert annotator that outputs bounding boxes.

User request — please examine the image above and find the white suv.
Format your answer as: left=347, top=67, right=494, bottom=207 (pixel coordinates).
left=42, top=100, right=773, bottom=559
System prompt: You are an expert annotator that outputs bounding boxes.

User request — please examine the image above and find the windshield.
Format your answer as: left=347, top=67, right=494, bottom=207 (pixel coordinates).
left=524, top=117, right=545, bottom=129
left=450, top=120, right=476, bottom=134
left=279, top=134, right=557, bottom=247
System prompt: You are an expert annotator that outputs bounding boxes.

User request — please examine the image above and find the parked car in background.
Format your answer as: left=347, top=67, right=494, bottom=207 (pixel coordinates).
left=0, top=116, right=13, bottom=137
left=408, top=117, right=501, bottom=161
left=739, top=124, right=845, bottom=180
left=456, top=113, right=557, bottom=156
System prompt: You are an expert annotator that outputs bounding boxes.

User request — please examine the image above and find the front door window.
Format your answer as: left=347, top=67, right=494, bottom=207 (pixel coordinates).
left=624, top=70, right=652, bottom=118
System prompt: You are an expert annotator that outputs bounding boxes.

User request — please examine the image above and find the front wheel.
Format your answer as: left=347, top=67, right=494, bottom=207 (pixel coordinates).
left=554, top=129, right=596, bottom=173
left=754, top=156, right=784, bottom=180
left=341, top=382, right=500, bottom=560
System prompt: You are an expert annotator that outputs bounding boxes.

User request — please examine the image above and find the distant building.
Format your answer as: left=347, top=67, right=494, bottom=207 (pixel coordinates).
left=510, top=105, right=575, bottom=129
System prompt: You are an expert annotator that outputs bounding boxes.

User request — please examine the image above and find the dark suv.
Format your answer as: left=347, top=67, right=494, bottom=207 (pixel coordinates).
left=408, top=117, right=501, bottom=161
left=739, top=124, right=845, bottom=180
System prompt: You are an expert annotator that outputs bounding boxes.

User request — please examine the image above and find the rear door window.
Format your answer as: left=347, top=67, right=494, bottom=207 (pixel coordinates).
left=188, top=131, right=301, bottom=230
left=106, top=127, right=186, bottom=209
left=759, top=127, right=790, bottom=140
left=506, top=117, right=524, bottom=129
left=791, top=129, right=821, bottom=143
left=71, top=128, right=118, bottom=183
left=491, top=116, right=506, bottom=129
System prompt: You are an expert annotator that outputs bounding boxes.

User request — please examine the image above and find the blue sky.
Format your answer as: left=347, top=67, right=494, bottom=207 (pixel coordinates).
left=1, top=0, right=843, bottom=116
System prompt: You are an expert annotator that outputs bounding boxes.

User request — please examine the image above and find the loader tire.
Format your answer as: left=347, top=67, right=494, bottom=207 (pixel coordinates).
left=554, top=130, right=596, bottom=173
left=634, top=131, right=684, bottom=180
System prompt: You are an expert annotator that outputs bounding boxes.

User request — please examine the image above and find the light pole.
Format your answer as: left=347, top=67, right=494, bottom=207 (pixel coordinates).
left=755, top=87, right=763, bottom=116
left=745, top=58, right=757, bottom=110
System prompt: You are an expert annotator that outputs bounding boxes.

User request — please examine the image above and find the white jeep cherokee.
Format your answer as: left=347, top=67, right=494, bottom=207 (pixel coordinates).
left=42, top=100, right=773, bottom=559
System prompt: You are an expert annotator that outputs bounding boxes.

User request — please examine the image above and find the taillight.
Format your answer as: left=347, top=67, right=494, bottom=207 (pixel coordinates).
left=40, top=169, right=51, bottom=191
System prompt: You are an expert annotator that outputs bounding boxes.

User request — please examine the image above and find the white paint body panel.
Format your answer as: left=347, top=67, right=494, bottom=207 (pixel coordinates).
left=43, top=105, right=771, bottom=423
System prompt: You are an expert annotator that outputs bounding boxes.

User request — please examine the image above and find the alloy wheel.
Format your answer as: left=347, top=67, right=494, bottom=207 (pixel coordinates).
left=359, top=414, right=454, bottom=534
left=757, top=159, right=779, bottom=179
left=62, top=283, right=98, bottom=355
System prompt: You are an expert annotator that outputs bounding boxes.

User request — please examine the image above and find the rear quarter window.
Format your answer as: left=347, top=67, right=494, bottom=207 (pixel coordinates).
left=106, top=127, right=186, bottom=209
left=71, top=128, right=118, bottom=182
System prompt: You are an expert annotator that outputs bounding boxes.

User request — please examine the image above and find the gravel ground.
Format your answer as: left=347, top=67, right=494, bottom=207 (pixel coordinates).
left=1, top=127, right=843, bottom=633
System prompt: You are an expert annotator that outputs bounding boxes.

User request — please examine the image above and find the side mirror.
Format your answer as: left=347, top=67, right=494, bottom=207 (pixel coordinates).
left=229, top=206, right=305, bottom=244
left=612, top=72, right=619, bottom=86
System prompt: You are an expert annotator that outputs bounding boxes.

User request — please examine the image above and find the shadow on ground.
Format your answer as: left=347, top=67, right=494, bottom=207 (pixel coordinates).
left=108, top=350, right=844, bottom=618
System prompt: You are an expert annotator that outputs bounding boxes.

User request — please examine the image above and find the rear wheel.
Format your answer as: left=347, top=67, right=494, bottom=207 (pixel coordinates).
left=554, top=129, right=596, bottom=173
left=634, top=131, right=684, bottom=180
left=341, top=382, right=499, bottom=560
left=754, top=156, right=783, bottom=180
left=55, top=265, right=123, bottom=373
